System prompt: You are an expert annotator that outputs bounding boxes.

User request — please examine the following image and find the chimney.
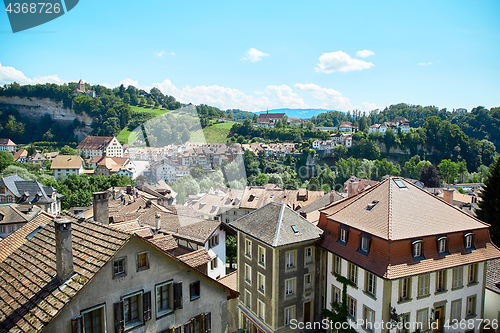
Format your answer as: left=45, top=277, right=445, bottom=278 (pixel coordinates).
left=54, top=217, right=74, bottom=282
left=299, top=211, right=307, bottom=218
left=93, top=192, right=109, bottom=225
left=155, top=212, right=161, bottom=231
left=330, top=191, right=335, bottom=203
left=443, top=188, right=454, bottom=205
left=126, top=185, right=132, bottom=195
left=112, top=187, right=116, bottom=200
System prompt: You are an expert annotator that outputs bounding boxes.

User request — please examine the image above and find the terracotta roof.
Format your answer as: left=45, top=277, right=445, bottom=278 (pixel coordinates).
left=0, top=139, right=16, bottom=146
left=217, top=270, right=237, bottom=292
left=177, top=248, right=212, bottom=267
left=0, top=212, right=131, bottom=332
left=486, top=258, right=500, bottom=294
left=149, top=234, right=178, bottom=252
left=239, top=187, right=325, bottom=210
left=76, top=136, right=113, bottom=150
left=297, top=192, right=343, bottom=224
left=50, top=155, right=83, bottom=170
left=0, top=204, right=42, bottom=226
left=230, top=202, right=323, bottom=247
left=0, top=212, right=55, bottom=262
left=329, top=178, right=490, bottom=241
left=12, top=149, right=27, bottom=161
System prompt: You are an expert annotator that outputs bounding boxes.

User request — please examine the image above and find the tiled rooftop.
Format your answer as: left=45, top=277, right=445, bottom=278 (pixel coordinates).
left=217, top=270, right=237, bottom=292
left=486, top=258, right=500, bottom=294
left=177, top=248, right=212, bottom=267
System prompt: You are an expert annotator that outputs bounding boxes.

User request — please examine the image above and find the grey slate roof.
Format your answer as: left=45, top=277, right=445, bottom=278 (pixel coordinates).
left=0, top=176, right=59, bottom=204
left=229, top=202, right=323, bottom=247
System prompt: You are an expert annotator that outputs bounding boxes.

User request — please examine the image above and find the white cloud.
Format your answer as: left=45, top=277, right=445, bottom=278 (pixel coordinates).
left=419, top=62, right=432, bottom=66
left=356, top=50, right=375, bottom=58
left=154, top=51, right=165, bottom=57
left=242, top=48, right=269, bottom=62
left=315, top=51, right=374, bottom=73
left=0, top=62, right=66, bottom=86
left=295, top=83, right=352, bottom=110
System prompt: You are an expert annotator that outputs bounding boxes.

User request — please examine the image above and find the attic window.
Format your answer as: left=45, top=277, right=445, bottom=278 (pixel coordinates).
left=291, top=225, right=299, bottom=234
left=25, top=224, right=45, bottom=240
left=394, top=179, right=407, bottom=188
left=366, top=200, right=379, bottom=210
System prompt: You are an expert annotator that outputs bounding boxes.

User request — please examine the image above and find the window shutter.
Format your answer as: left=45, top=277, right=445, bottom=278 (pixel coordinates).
left=174, top=282, right=183, bottom=309
left=174, top=327, right=182, bottom=333
left=184, top=322, right=191, bottom=333
left=71, top=315, right=83, bottom=333
left=204, top=312, right=211, bottom=333
left=143, top=290, right=152, bottom=321
left=114, top=301, right=124, bottom=333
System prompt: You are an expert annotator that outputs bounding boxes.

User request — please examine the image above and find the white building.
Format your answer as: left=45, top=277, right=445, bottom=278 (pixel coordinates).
left=317, top=177, right=500, bottom=333
left=50, top=155, right=84, bottom=180
left=77, top=135, right=123, bottom=158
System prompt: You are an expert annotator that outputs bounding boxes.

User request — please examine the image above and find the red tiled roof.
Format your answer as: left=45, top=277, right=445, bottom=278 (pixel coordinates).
left=149, top=234, right=178, bottom=251
left=76, top=136, right=113, bottom=150
left=177, top=248, right=212, bottom=267
left=217, top=270, right=237, bottom=292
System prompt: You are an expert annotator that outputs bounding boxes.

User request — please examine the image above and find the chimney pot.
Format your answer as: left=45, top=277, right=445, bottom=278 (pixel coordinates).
left=54, top=217, right=74, bottom=282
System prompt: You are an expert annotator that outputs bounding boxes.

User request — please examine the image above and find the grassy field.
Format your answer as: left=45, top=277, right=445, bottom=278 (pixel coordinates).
left=189, top=121, right=235, bottom=143
left=117, top=106, right=170, bottom=144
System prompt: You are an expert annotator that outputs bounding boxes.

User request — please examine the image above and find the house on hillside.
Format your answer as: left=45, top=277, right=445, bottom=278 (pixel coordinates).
left=77, top=135, right=123, bottom=158
left=256, top=112, right=289, bottom=128
left=0, top=138, right=16, bottom=152
left=51, top=155, right=84, bottom=180
left=317, top=177, right=500, bottom=332
left=0, top=211, right=237, bottom=333
left=73, top=79, right=96, bottom=97
left=12, top=148, right=27, bottom=163
left=369, top=117, right=411, bottom=134
left=229, top=202, right=323, bottom=332
left=90, top=155, right=136, bottom=177
left=339, top=121, right=357, bottom=132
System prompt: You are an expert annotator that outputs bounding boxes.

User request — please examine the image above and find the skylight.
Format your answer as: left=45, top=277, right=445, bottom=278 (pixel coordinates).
left=366, top=200, right=379, bottom=210
left=394, top=179, right=407, bottom=188
left=291, top=225, right=299, bottom=233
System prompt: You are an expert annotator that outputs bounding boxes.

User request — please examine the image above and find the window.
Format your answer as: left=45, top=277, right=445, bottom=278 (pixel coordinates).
left=123, top=292, right=143, bottom=328
left=190, top=281, right=200, bottom=300
left=156, top=281, right=173, bottom=317
left=257, top=300, right=265, bottom=320
left=284, top=306, right=295, bottom=326
left=258, top=273, right=265, bottom=294
left=210, top=257, right=218, bottom=270
left=416, top=308, right=429, bottom=331
left=286, top=251, right=295, bottom=269
left=412, top=240, right=423, bottom=260
left=245, top=290, right=251, bottom=308
left=331, top=285, right=341, bottom=305
left=468, top=264, right=477, bottom=284
left=285, top=278, right=295, bottom=297
left=7, top=195, right=12, bottom=203
left=245, top=239, right=252, bottom=257
left=333, top=255, right=342, bottom=275
left=452, top=267, right=463, bottom=289
left=436, top=270, right=446, bottom=292
left=418, top=274, right=430, bottom=297
left=360, top=236, right=369, bottom=252
left=347, top=295, right=356, bottom=319
left=364, top=306, right=375, bottom=332
left=339, top=227, right=347, bottom=243
left=464, top=233, right=474, bottom=250
left=8, top=225, right=15, bottom=233
left=437, top=237, right=448, bottom=255
left=113, top=257, right=126, bottom=278
left=258, top=246, right=266, bottom=267
left=304, top=274, right=313, bottom=291
left=136, top=252, right=149, bottom=271
left=399, top=313, right=410, bottom=333
left=365, top=272, right=376, bottom=296
left=466, top=295, right=476, bottom=317
left=305, top=247, right=313, bottom=265
left=209, top=234, right=219, bottom=248
left=348, top=263, right=358, bottom=286
left=450, top=299, right=462, bottom=322
left=0, top=196, right=4, bottom=203
left=245, top=264, right=252, bottom=284
left=0, top=226, right=4, bottom=233
left=82, top=304, right=106, bottom=333
left=399, top=277, right=411, bottom=301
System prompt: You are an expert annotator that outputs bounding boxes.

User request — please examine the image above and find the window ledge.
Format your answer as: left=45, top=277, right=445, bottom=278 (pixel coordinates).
left=258, top=288, right=265, bottom=295
left=397, top=297, right=412, bottom=304
left=435, top=289, right=447, bottom=295
left=258, top=262, right=265, bottom=268
left=416, top=294, right=431, bottom=300
left=466, top=314, right=477, bottom=319
left=363, top=291, right=377, bottom=300
left=136, top=266, right=149, bottom=272
left=467, top=282, right=479, bottom=287
left=285, top=294, right=296, bottom=300
left=156, top=309, right=174, bottom=320
left=357, top=249, right=369, bottom=257
left=451, top=286, right=464, bottom=291
left=190, top=296, right=200, bottom=301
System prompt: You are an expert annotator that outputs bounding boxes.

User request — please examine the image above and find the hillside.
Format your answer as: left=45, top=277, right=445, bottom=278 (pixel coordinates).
left=258, top=108, right=339, bottom=119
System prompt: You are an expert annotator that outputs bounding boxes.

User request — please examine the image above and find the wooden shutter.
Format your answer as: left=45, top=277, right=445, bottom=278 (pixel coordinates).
left=204, top=312, right=211, bottom=333
left=114, top=301, right=124, bottom=333
left=143, top=291, right=152, bottom=321
left=71, top=315, right=83, bottom=333
left=184, top=322, right=191, bottom=333
left=174, top=282, right=183, bottom=309
left=174, top=326, right=182, bottom=333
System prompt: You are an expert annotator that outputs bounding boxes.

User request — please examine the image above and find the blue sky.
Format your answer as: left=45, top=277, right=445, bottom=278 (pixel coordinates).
left=1, top=0, right=499, bottom=112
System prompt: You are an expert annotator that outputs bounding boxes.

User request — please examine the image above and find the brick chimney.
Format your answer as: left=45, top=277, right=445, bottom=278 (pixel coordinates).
left=443, top=188, right=454, bottom=205
left=126, top=185, right=132, bottom=195
left=330, top=191, right=335, bottom=203
left=93, top=192, right=109, bottom=225
left=54, top=217, right=74, bottom=282
left=347, top=179, right=358, bottom=197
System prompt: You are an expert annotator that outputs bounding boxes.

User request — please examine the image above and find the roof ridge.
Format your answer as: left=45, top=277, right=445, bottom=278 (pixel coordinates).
left=272, top=202, right=285, bottom=247
left=387, top=178, right=393, bottom=240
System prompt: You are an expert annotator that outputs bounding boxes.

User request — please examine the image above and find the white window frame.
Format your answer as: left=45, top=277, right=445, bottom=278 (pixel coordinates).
left=339, top=228, right=347, bottom=242
left=418, top=274, right=430, bottom=297
left=257, top=299, right=265, bottom=320
left=436, top=270, right=446, bottom=292
left=360, top=236, right=369, bottom=252
left=81, top=303, right=107, bottom=333
left=452, top=266, right=464, bottom=289
left=245, top=239, right=252, bottom=258
left=284, top=306, right=295, bottom=326
left=304, top=274, right=313, bottom=291
left=245, top=264, right=252, bottom=284
left=364, top=306, right=375, bottom=332
left=113, top=257, right=127, bottom=278
left=286, top=251, right=296, bottom=270
left=365, top=272, right=376, bottom=296
left=413, top=242, right=422, bottom=258
left=331, top=285, right=341, bottom=305
left=416, top=308, right=429, bottom=331
left=468, top=264, right=477, bottom=284
left=466, top=295, right=476, bottom=316
left=258, top=245, right=266, bottom=267
left=348, top=263, right=358, bottom=286
left=305, top=247, right=313, bottom=265
left=450, top=299, right=462, bottom=322
left=399, top=277, right=411, bottom=301
left=258, top=272, right=265, bottom=294
left=347, top=295, right=356, bottom=319
left=285, top=278, right=295, bottom=297
left=333, top=255, right=342, bottom=275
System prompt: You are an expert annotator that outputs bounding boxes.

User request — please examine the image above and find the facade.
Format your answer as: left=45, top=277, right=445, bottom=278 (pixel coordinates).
left=12, top=148, right=27, bottom=162
left=0, top=138, right=16, bottom=151
left=77, top=135, right=123, bottom=158
left=369, top=117, right=411, bottom=134
left=51, top=154, right=85, bottom=180
left=339, top=121, right=356, bottom=132
left=256, top=112, right=288, bottom=128
left=317, top=177, right=500, bottom=333
left=0, top=212, right=237, bottom=333
left=230, top=202, right=323, bottom=333
left=484, top=259, right=500, bottom=332
left=0, top=175, right=61, bottom=215
left=0, top=203, right=42, bottom=239
left=73, top=79, right=96, bottom=97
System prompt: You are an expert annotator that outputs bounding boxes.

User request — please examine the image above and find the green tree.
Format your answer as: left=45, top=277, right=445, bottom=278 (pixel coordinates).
left=419, top=165, right=441, bottom=187
left=438, top=159, right=459, bottom=184
left=60, top=145, right=78, bottom=155
left=226, top=235, right=237, bottom=269
left=252, top=113, right=258, bottom=123
left=0, top=150, right=14, bottom=171
left=476, top=157, right=500, bottom=246
left=323, top=275, right=356, bottom=333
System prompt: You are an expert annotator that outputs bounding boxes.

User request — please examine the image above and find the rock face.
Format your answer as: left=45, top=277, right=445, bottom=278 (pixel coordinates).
left=0, top=96, right=93, bottom=141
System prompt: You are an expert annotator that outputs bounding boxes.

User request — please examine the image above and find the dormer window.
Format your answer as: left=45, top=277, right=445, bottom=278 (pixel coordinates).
left=358, top=233, right=371, bottom=256
left=464, top=232, right=475, bottom=251
left=437, top=236, right=449, bottom=256
left=412, top=240, right=424, bottom=261
left=338, top=226, right=349, bottom=245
